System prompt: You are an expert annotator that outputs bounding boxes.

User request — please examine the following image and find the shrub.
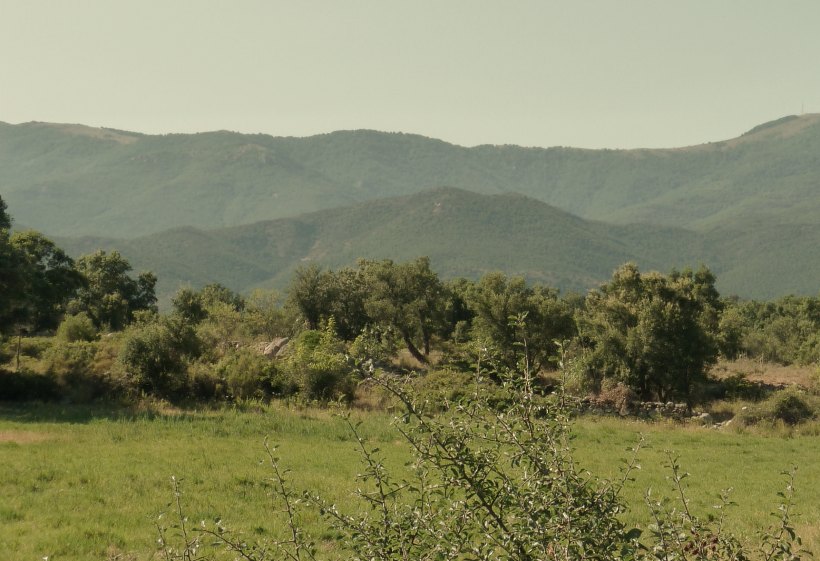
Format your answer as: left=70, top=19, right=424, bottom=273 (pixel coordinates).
left=411, top=368, right=475, bottom=409
left=285, top=322, right=355, bottom=401
left=55, top=312, right=97, bottom=343
left=0, top=368, right=59, bottom=401
left=118, top=317, right=199, bottom=399
left=772, top=390, right=815, bottom=425
left=158, top=349, right=808, bottom=561
left=719, top=372, right=768, bottom=401
left=738, top=388, right=816, bottom=426
left=43, top=340, right=115, bottom=401
left=213, top=348, right=284, bottom=400
left=186, top=362, right=226, bottom=401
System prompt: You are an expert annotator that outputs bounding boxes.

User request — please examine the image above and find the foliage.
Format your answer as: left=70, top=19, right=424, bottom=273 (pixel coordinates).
left=576, top=264, right=720, bottom=404
left=55, top=312, right=97, bottom=343
left=43, top=339, right=117, bottom=402
left=0, top=202, right=84, bottom=334
left=0, top=367, right=60, bottom=401
left=68, top=249, right=157, bottom=330
left=723, top=296, right=820, bottom=366
left=244, top=289, right=296, bottom=340
left=7, top=230, right=85, bottom=331
left=737, top=388, right=817, bottom=427
left=285, top=322, right=355, bottom=401
left=158, top=343, right=808, bottom=561
left=213, top=348, right=284, bottom=400
left=118, top=316, right=200, bottom=399
left=359, top=257, right=447, bottom=364
left=465, top=271, right=574, bottom=374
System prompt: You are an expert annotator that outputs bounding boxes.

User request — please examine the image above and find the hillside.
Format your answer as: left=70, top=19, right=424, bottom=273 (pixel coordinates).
left=56, top=188, right=717, bottom=304
left=3, top=115, right=820, bottom=238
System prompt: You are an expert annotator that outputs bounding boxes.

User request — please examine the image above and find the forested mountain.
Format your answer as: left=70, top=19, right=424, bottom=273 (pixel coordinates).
left=4, top=116, right=820, bottom=300
left=52, top=187, right=738, bottom=303
left=2, top=115, right=819, bottom=237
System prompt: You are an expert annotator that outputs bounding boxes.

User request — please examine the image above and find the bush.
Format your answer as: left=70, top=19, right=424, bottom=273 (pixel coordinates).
left=55, top=312, right=97, bottom=343
left=1, top=336, right=52, bottom=361
left=43, top=340, right=117, bottom=402
left=118, top=317, right=199, bottom=399
left=719, top=372, right=768, bottom=401
left=285, top=323, right=355, bottom=401
left=158, top=351, right=808, bottom=561
left=0, top=368, right=59, bottom=401
left=411, top=368, right=475, bottom=409
left=214, top=348, right=285, bottom=400
left=772, top=390, right=815, bottom=425
left=738, top=388, right=816, bottom=426
left=187, top=362, right=226, bottom=401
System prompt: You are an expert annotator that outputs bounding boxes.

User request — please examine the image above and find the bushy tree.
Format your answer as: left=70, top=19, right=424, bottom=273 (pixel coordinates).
left=285, top=320, right=354, bottom=400
left=55, top=312, right=97, bottom=343
left=8, top=231, right=85, bottom=331
left=118, top=315, right=200, bottom=398
left=466, top=272, right=574, bottom=374
left=359, top=257, right=447, bottom=364
left=286, top=264, right=333, bottom=330
left=576, top=264, right=720, bottom=404
left=0, top=200, right=84, bottom=334
left=286, top=265, right=370, bottom=340
left=68, top=250, right=157, bottom=330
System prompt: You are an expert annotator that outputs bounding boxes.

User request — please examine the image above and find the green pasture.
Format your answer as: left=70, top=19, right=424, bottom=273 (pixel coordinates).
left=1, top=402, right=819, bottom=560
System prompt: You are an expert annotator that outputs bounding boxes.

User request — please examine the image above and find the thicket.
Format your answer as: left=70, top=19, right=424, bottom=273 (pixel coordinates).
left=2, top=193, right=820, bottom=415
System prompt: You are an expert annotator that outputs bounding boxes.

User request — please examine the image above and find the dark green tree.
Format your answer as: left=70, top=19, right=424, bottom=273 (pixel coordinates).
left=119, top=315, right=200, bottom=399
left=7, top=231, right=85, bottom=331
left=0, top=195, right=10, bottom=230
left=68, top=250, right=157, bottom=330
left=286, top=264, right=332, bottom=330
left=466, top=272, right=574, bottom=374
left=359, top=257, right=447, bottom=364
left=576, top=263, right=720, bottom=405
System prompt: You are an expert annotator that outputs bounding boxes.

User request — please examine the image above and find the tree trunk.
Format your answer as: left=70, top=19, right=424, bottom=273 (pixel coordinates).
left=403, top=332, right=429, bottom=365
left=15, top=329, right=22, bottom=372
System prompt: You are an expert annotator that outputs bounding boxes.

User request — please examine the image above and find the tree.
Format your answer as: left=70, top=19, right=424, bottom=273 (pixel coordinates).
left=119, top=315, right=200, bottom=398
left=0, top=198, right=84, bottom=334
left=576, top=263, right=720, bottom=405
left=0, top=195, right=10, bottom=231
left=8, top=231, right=85, bottom=331
left=466, top=272, right=574, bottom=374
left=359, top=257, right=447, bottom=364
left=286, top=264, right=333, bottom=330
left=68, top=250, right=157, bottom=330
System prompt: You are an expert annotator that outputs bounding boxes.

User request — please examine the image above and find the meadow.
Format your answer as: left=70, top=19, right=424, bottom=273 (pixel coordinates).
left=2, top=401, right=819, bottom=561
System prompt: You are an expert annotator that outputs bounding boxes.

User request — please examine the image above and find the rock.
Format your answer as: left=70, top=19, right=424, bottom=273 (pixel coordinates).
left=695, top=412, right=713, bottom=425
left=262, top=337, right=289, bottom=358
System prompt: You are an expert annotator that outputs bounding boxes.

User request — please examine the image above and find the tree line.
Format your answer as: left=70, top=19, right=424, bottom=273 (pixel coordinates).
left=2, top=193, right=819, bottom=405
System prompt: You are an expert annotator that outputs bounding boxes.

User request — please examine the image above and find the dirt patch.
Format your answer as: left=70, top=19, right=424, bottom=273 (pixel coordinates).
left=0, top=430, right=51, bottom=444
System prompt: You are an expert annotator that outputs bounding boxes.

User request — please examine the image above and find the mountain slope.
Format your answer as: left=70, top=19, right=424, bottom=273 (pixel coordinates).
left=56, top=188, right=716, bottom=303
left=4, top=115, right=820, bottom=237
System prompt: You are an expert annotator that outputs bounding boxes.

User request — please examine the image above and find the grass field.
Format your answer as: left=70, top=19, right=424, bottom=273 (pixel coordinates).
left=1, top=401, right=819, bottom=560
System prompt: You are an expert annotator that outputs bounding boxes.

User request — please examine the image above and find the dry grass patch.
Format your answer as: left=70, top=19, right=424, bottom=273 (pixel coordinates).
left=0, top=430, right=52, bottom=444
left=711, top=358, right=817, bottom=388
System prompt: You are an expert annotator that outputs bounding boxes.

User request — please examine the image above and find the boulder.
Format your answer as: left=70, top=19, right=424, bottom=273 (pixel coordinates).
left=262, top=337, right=290, bottom=358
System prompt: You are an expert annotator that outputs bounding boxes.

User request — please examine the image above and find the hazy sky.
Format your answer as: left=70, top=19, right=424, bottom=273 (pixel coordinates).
left=2, top=1, right=819, bottom=149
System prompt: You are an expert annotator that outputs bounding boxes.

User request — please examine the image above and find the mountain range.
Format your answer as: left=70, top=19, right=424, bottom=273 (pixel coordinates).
left=2, top=115, right=819, bottom=301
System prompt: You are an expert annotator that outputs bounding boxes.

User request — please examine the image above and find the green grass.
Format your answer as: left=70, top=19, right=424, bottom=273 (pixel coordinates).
left=2, top=403, right=819, bottom=560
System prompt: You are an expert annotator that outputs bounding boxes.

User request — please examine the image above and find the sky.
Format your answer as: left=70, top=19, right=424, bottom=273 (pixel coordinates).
left=2, top=1, right=819, bottom=149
